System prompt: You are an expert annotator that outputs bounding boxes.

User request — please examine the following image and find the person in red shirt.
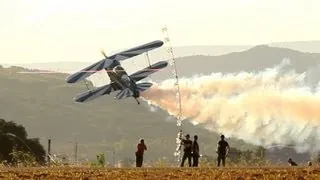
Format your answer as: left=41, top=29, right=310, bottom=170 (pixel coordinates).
left=135, top=138, right=147, bottom=167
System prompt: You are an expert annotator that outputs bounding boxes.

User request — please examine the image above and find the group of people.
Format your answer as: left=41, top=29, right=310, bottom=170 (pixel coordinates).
left=135, top=135, right=310, bottom=168
left=179, top=134, right=230, bottom=167
left=134, top=134, right=230, bottom=167
left=180, top=134, right=199, bottom=167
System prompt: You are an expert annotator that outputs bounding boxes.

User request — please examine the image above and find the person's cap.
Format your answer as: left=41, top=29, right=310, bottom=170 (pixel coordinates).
left=220, top=134, right=225, bottom=138
left=185, top=134, right=190, bottom=137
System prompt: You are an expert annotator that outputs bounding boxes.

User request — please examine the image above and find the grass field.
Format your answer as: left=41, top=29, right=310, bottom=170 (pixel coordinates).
left=0, top=167, right=320, bottom=179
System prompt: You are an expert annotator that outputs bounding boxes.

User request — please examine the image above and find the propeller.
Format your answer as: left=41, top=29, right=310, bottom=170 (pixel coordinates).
left=100, top=49, right=108, bottom=58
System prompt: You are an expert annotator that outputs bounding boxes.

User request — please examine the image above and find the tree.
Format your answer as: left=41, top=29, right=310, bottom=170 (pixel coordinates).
left=96, top=153, right=105, bottom=167
left=253, top=146, right=267, bottom=164
left=0, top=119, right=46, bottom=165
left=315, top=152, right=320, bottom=163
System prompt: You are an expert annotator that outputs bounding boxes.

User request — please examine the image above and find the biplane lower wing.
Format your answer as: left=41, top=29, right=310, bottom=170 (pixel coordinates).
left=129, top=61, right=168, bottom=82
left=74, top=83, right=119, bottom=102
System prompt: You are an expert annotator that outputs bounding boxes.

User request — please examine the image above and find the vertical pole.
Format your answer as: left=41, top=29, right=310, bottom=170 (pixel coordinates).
left=47, top=139, right=51, bottom=164
left=113, top=148, right=115, bottom=167
left=161, top=25, right=183, bottom=163
left=74, top=141, right=78, bottom=163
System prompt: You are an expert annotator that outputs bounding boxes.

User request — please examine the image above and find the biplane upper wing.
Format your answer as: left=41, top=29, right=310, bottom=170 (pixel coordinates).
left=74, top=82, right=120, bottom=103
left=129, top=61, right=168, bottom=82
left=66, top=58, right=112, bottom=83
left=107, top=40, right=164, bottom=61
left=66, top=40, right=164, bottom=84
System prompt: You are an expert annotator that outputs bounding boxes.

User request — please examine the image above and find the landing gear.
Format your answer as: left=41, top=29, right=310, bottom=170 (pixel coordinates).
left=135, top=98, right=140, bottom=105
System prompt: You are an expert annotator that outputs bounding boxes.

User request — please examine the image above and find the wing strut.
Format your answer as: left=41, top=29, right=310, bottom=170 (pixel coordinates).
left=145, top=52, right=151, bottom=68
left=83, top=80, right=91, bottom=91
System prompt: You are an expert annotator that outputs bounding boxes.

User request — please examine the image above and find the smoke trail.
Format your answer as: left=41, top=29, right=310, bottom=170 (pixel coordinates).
left=141, top=59, right=320, bottom=152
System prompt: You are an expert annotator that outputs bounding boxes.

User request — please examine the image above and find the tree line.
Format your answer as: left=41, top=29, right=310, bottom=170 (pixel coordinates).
left=0, top=118, right=46, bottom=166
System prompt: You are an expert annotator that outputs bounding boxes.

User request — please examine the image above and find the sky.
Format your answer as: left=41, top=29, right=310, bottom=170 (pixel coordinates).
left=0, top=0, right=319, bottom=64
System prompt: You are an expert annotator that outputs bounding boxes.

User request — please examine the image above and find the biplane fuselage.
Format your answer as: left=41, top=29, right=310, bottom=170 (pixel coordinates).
left=105, top=65, right=140, bottom=99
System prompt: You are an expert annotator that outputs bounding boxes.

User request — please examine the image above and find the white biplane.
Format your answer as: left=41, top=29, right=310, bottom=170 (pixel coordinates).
left=66, top=40, right=168, bottom=105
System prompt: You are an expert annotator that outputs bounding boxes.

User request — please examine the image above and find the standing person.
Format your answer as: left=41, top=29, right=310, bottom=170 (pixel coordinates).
left=216, top=134, right=229, bottom=167
left=192, top=135, right=200, bottom=167
left=135, top=138, right=147, bottom=167
left=180, top=134, right=193, bottom=167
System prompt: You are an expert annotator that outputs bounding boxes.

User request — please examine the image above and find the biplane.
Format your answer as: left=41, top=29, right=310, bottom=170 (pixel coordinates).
left=66, top=40, right=168, bottom=105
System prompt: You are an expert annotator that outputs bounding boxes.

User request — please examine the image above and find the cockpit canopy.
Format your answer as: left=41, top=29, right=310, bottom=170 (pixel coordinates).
left=113, top=65, right=130, bottom=84
left=113, top=65, right=125, bottom=72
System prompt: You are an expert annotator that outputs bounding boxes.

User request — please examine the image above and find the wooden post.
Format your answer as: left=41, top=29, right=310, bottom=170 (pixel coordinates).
left=47, top=139, right=51, bottom=164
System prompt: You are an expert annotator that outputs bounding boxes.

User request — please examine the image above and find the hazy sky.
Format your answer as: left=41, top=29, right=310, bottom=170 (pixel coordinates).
left=0, top=0, right=319, bottom=63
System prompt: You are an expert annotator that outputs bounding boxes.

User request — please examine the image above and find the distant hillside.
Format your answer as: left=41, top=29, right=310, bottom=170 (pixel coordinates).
left=4, top=45, right=252, bottom=73
left=270, top=40, right=320, bottom=53
left=5, top=40, right=320, bottom=76
left=0, top=66, right=255, bottom=163
left=151, top=45, right=320, bottom=82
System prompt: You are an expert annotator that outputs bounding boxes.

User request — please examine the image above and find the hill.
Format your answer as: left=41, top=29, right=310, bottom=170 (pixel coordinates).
left=0, top=66, right=255, bottom=163
left=4, top=40, right=320, bottom=76
left=270, top=40, right=320, bottom=53
left=4, top=40, right=320, bottom=72
left=150, top=45, right=320, bottom=81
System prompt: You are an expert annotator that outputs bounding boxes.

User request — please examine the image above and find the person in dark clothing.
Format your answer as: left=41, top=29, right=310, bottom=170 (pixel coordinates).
left=135, top=138, right=147, bottom=167
left=216, top=134, right=229, bottom=167
left=180, top=134, right=193, bottom=167
left=288, top=158, right=298, bottom=166
left=192, top=135, right=200, bottom=167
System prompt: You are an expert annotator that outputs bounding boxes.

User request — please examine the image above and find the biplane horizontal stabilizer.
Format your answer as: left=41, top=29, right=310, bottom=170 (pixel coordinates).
left=136, top=82, right=153, bottom=92
left=114, top=88, right=133, bottom=100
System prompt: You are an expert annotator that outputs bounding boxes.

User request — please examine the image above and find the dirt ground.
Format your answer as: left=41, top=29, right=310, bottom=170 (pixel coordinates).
left=0, top=166, right=320, bottom=180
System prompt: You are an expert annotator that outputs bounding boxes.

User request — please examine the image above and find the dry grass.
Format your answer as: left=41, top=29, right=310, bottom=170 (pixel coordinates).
left=0, top=166, right=320, bottom=180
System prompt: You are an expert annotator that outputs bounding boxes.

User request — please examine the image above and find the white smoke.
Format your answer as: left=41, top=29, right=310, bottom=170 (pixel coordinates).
left=140, top=59, right=320, bottom=153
